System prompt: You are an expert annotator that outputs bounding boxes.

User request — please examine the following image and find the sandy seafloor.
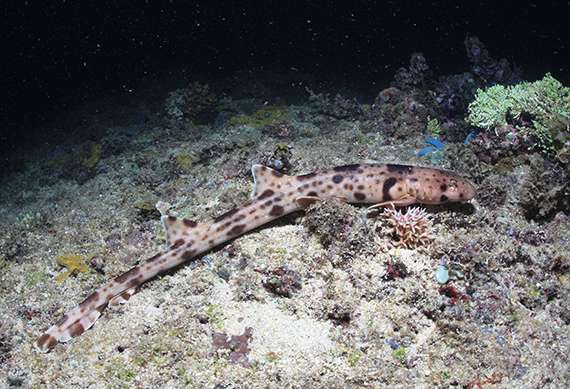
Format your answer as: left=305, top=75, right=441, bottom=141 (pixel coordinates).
left=1, top=80, right=569, bottom=389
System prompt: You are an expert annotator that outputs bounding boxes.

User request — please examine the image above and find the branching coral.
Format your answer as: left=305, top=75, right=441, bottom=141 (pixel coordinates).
left=467, top=73, right=570, bottom=153
left=381, top=206, right=435, bottom=249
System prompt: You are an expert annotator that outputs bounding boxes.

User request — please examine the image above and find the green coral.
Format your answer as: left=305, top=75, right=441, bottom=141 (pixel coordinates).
left=426, top=116, right=441, bottom=138
left=468, top=73, right=570, bottom=152
left=230, top=105, right=292, bottom=128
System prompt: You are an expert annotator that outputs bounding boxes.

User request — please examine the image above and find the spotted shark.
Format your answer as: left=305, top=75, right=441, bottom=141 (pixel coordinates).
left=36, top=163, right=476, bottom=352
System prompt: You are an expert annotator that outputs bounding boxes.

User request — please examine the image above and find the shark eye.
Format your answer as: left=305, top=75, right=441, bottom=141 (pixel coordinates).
left=450, top=179, right=457, bottom=186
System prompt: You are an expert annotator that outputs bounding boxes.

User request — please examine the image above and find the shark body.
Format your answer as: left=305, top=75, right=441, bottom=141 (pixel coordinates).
left=37, top=163, right=476, bottom=352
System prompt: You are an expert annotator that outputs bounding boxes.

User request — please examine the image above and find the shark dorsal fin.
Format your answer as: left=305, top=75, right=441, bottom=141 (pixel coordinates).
left=251, top=164, right=288, bottom=198
left=161, top=215, right=201, bottom=249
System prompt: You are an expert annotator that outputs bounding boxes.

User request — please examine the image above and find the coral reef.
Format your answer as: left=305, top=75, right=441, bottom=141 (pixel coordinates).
left=393, top=52, right=432, bottom=89
left=306, top=87, right=364, bottom=120
left=367, top=87, right=440, bottom=138
left=165, top=82, right=217, bottom=123
left=434, top=36, right=521, bottom=116
left=465, top=35, right=520, bottom=86
left=519, top=154, right=569, bottom=219
left=4, top=57, right=570, bottom=388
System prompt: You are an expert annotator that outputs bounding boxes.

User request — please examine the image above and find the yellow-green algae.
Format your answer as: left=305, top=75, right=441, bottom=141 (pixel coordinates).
left=55, top=254, right=89, bottom=282
left=230, top=105, right=292, bottom=128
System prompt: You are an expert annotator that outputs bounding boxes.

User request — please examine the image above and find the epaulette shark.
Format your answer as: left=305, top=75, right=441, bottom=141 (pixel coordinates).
left=37, top=163, right=476, bottom=352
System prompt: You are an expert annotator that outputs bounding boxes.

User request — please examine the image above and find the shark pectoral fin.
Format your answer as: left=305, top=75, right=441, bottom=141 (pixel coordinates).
left=108, top=287, right=137, bottom=307
left=295, top=196, right=323, bottom=209
left=365, top=195, right=420, bottom=213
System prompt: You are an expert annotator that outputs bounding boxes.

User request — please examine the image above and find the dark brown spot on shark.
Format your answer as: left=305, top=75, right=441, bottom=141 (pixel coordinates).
left=167, top=215, right=177, bottom=222
left=181, top=249, right=197, bottom=260
left=183, top=219, right=198, bottom=228
left=440, top=195, right=449, bottom=202
left=269, top=205, right=285, bottom=217
left=214, top=208, right=240, bottom=223
left=440, top=184, right=447, bottom=191
left=307, top=191, right=318, bottom=197
left=354, top=192, right=366, bottom=201
left=68, top=321, right=86, bottom=338
left=258, top=189, right=275, bottom=200
left=357, top=185, right=365, bottom=190
left=172, top=238, right=186, bottom=247
left=297, top=172, right=317, bottom=180
left=228, top=224, right=246, bottom=237
left=37, top=334, right=58, bottom=351
left=334, top=164, right=360, bottom=172
left=343, top=183, right=354, bottom=190
left=383, top=177, right=397, bottom=200
left=271, top=169, right=283, bottom=177
left=332, top=174, right=343, bottom=183
left=79, top=291, right=100, bottom=308
left=387, top=164, right=409, bottom=173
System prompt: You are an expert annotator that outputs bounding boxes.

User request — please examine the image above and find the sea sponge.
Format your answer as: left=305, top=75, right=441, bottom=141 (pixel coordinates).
left=381, top=206, right=435, bottom=249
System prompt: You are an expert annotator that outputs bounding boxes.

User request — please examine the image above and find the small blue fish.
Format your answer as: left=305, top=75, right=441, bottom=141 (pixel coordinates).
left=418, top=138, right=444, bottom=156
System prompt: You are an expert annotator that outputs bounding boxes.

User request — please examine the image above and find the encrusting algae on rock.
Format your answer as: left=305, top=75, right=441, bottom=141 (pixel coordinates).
left=55, top=254, right=89, bottom=282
